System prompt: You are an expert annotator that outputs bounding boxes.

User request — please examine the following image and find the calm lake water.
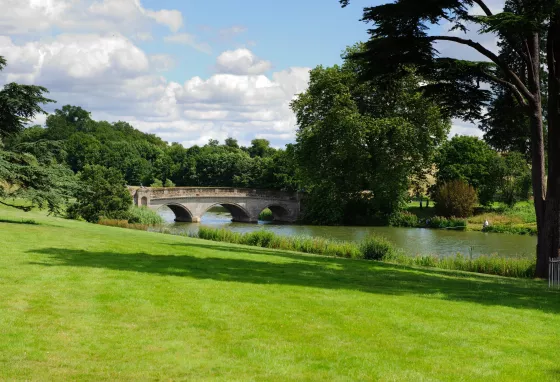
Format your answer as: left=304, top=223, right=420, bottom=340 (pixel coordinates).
left=153, top=206, right=536, bottom=259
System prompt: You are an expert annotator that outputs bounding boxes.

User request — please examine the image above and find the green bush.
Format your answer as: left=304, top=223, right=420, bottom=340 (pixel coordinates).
left=127, top=206, right=164, bottom=225
left=241, top=230, right=276, bottom=247
left=258, top=208, right=274, bottom=221
left=360, top=235, right=396, bottom=260
left=389, top=211, right=419, bottom=227
left=433, top=180, right=478, bottom=218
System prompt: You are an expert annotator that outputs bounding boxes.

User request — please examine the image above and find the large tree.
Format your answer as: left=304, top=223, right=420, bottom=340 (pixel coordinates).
left=341, top=0, right=560, bottom=277
left=0, top=57, right=75, bottom=214
left=291, top=45, right=449, bottom=224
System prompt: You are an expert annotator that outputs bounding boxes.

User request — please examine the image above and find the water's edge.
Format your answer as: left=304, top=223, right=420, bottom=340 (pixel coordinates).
left=149, top=207, right=536, bottom=259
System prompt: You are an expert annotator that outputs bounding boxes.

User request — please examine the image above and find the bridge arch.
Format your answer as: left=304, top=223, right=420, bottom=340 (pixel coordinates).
left=260, top=204, right=292, bottom=222
left=158, top=203, right=194, bottom=223
left=203, top=203, right=254, bottom=223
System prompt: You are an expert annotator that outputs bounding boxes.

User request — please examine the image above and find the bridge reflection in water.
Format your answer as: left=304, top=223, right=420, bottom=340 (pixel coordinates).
left=129, top=187, right=303, bottom=224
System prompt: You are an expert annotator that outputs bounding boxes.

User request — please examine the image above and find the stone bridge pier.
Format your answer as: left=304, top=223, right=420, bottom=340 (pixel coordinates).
left=129, top=187, right=303, bottom=224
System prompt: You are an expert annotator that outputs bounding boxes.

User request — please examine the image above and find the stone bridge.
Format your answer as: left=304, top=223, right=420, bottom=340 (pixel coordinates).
left=129, top=187, right=304, bottom=223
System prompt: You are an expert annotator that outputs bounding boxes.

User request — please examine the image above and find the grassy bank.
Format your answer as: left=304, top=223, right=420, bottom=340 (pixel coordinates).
left=1, top=205, right=558, bottom=380
left=192, top=227, right=535, bottom=278
left=404, top=200, right=538, bottom=235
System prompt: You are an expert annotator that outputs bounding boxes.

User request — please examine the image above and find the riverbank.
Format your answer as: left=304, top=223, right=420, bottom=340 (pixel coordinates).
left=103, top=208, right=537, bottom=277
left=1, top=205, right=559, bottom=380
left=405, top=201, right=537, bottom=235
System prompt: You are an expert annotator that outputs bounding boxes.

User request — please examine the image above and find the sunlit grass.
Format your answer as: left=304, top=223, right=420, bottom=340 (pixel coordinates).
left=0, top=204, right=558, bottom=380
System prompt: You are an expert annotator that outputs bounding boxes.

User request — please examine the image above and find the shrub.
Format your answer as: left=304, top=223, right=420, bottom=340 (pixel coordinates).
left=433, top=180, right=478, bottom=218
left=127, top=206, right=164, bottom=225
left=241, top=230, right=276, bottom=247
left=389, top=211, right=419, bottom=227
left=360, top=235, right=395, bottom=260
left=259, top=208, right=274, bottom=221
left=164, top=179, right=175, bottom=187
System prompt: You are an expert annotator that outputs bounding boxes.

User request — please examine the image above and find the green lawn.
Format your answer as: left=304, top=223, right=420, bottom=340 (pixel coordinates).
left=1, top=206, right=560, bottom=381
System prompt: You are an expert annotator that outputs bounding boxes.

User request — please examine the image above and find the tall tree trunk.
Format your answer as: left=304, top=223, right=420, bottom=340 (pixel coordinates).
left=542, top=12, right=560, bottom=277
left=531, top=108, right=548, bottom=277
left=527, top=32, right=548, bottom=278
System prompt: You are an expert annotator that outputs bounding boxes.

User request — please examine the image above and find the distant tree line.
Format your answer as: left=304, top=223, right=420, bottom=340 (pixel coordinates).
left=5, top=105, right=299, bottom=191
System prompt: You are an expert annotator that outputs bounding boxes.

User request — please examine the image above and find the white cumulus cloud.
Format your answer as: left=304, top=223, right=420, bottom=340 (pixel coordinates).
left=216, top=49, right=272, bottom=75
left=0, top=0, right=184, bottom=35
left=0, top=31, right=310, bottom=147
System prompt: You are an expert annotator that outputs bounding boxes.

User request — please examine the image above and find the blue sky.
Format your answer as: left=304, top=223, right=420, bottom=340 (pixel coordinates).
left=140, top=0, right=372, bottom=81
left=0, top=0, right=500, bottom=147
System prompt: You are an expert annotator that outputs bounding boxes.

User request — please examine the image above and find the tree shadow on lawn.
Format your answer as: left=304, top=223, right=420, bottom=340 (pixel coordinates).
left=28, top=240, right=560, bottom=314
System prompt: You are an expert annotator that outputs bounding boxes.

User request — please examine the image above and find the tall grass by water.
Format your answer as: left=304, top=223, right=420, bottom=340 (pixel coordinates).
left=389, top=211, right=467, bottom=230
left=194, top=227, right=536, bottom=278
left=195, top=227, right=366, bottom=259
left=127, top=206, right=164, bottom=225
left=98, top=219, right=149, bottom=231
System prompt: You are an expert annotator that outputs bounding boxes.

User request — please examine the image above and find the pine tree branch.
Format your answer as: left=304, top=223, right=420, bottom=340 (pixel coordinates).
left=428, top=35, right=534, bottom=102
left=473, top=0, right=493, bottom=16
left=480, top=69, right=528, bottom=107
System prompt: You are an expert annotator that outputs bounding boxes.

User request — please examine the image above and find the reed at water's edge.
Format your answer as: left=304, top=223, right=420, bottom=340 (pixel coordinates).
left=97, top=221, right=536, bottom=279
left=193, top=227, right=535, bottom=279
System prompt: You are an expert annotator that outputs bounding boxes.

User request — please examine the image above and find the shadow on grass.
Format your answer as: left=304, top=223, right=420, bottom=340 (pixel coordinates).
left=28, top=240, right=559, bottom=313
left=0, top=217, right=39, bottom=225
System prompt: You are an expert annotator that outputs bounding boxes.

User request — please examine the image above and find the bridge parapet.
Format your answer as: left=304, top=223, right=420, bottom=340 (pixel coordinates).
left=145, top=187, right=299, bottom=201
left=129, top=186, right=303, bottom=223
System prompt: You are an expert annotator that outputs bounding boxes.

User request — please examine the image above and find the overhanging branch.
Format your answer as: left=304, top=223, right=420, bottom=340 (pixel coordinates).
left=473, top=0, right=493, bottom=16
left=480, top=69, right=528, bottom=108
left=429, top=35, right=534, bottom=103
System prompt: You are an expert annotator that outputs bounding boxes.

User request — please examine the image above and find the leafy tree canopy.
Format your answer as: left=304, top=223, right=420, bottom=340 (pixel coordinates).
left=434, top=135, right=500, bottom=205
left=292, top=44, right=450, bottom=224
left=0, top=57, right=55, bottom=139
left=0, top=56, right=75, bottom=214
left=68, top=165, right=132, bottom=223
